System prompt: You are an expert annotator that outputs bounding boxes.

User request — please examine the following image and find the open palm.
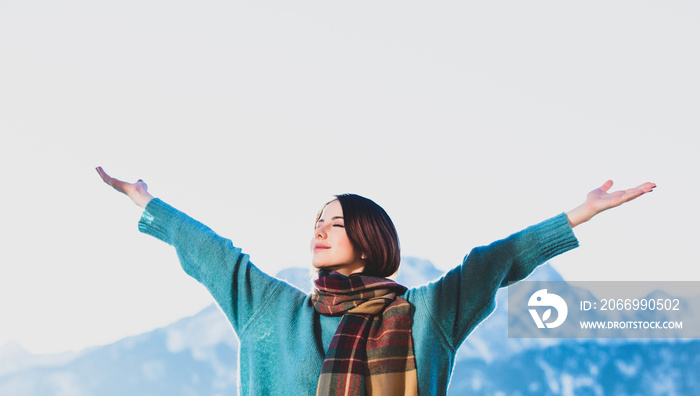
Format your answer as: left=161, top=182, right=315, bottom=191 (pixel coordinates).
left=96, top=166, right=154, bottom=208
left=567, top=180, right=656, bottom=227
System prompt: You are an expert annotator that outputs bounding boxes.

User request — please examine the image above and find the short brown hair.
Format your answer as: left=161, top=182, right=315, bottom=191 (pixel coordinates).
left=331, top=194, right=400, bottom=278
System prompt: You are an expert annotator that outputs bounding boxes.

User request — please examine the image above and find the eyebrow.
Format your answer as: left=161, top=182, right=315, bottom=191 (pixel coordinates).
left=316, top=216, right=344, bottom=224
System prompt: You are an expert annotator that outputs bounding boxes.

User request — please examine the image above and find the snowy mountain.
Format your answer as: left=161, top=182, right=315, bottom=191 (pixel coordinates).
left=448, top=340, right=700, bottom=395
left=0, top=258, right=697, bottom=395
left=0, top=305, right=239, bottom=396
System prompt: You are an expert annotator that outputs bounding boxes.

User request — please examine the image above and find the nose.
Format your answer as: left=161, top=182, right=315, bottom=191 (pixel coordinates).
left=315, top=224, right=327, bottom=239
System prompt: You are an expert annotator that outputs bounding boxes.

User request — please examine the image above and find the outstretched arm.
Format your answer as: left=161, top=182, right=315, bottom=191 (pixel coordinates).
left=96, top=166, right=154, bottom=208
left=95, top=166, right=303, bottom=334
left=566, top=180, right=656, bottom=228
left=413, top=180, right=655, bottom=346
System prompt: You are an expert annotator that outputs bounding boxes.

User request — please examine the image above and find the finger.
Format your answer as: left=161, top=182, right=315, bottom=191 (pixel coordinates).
left=618, top=183, right=656, bottom=203
left=624, top=183, right=656, bottom=197
left=639, top=182, right=657, bottom=193
left=599, top=180, right=614, bottom=193
left=621, top=189, right=644, bottom=202
left=96, top=166, right=107, bottom=180
left=97, top=167, right=132, bottom=193
left=96, top=166, right=114, bottom=184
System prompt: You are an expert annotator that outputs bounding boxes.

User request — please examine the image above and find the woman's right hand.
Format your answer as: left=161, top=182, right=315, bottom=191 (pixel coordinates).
left=96, top=166, right=154, bottom=208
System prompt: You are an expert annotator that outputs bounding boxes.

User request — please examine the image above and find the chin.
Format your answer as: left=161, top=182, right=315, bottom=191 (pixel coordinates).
left=311, top=261, right=332, bottom=271
left=311, top=262, right=343, bottom=273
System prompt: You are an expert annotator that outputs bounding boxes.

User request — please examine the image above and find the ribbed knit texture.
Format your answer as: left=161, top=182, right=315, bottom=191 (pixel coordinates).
left=138, top=198, right=579, bottom=395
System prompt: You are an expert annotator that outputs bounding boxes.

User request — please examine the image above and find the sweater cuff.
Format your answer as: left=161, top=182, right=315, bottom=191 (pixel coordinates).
left=137, top=198, right=179, bottom=245
left=533, top=212, right=580, bottom=262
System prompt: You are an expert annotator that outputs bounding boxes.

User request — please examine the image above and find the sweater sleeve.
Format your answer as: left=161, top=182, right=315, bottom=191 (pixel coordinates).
left=411, top=213, right=579, bottom=349
left=137, top=198, right=287, bottom=335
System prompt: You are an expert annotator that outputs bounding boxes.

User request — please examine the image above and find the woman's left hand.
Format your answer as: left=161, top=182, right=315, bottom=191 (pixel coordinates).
left=566, top=180, right=656, bottom=227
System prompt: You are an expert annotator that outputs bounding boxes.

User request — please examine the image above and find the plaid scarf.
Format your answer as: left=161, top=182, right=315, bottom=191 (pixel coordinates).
left=311, top=271, right=418, bottom=396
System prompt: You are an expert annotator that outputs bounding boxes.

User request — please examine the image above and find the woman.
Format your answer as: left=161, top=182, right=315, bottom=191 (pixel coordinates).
left=96, top=166, right=655, bottom=395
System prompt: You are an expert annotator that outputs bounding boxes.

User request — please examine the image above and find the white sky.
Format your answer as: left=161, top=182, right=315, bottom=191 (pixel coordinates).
left=1, top=0, right=698, bottom=355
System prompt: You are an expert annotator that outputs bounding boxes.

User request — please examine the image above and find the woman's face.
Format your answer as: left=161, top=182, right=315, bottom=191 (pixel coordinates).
left=311, top=200, right=365, bottom=276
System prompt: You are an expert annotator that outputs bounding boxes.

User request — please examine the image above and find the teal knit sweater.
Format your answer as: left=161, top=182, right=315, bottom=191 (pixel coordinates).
left=138, top=198, right=579, bottom=395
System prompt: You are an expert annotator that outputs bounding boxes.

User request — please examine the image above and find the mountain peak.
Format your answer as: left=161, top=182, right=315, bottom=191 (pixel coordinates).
left=526, top=262, right=566, bottom=282
left=272, top=258, right=566, bottom=292
left=0, top=339, right=29, bottom=360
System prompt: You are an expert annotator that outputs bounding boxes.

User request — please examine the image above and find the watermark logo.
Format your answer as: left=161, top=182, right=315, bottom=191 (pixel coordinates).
left=509, top=281, right=696, bottom=338
left=528, top=289, right=568, bottom=329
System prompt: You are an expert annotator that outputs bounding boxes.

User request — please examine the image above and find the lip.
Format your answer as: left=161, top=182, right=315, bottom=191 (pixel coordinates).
left=313, top=244, right=330, bottom=251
